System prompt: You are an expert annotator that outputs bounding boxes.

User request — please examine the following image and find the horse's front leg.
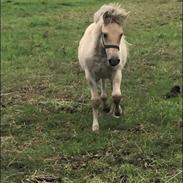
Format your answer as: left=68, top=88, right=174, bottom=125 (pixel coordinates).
left=110, top=69, right=122, bottom=117
left=100, top=79, right=110, bottom=113
left=85, top=70, right=100, bottom=131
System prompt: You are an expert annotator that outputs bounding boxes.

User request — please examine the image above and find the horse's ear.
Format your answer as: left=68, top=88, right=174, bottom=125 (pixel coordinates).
left=122, top=11, right=130, bottom=21
left=103, top=11, right=112, bottom=25
left=120, top=11, right=130, bottom=25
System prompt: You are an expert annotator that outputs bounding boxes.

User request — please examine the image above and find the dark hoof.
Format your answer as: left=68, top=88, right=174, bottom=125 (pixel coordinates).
left=103, top=106, right=110, bottom=113
left=115, top=109, right=121, bottom=117
left=114, top=105, right=123, bottom=117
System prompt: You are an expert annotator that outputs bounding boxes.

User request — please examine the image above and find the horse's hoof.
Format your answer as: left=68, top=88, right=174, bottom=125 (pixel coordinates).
left=112, top=114, right=120, bottom=118
left=113, top=110, right=121, bottom=118
left=92, top=124, right=99, bottom=132
left=112, top=105, right=122, bottom=118
left=103, top=106, right=110, bottom=113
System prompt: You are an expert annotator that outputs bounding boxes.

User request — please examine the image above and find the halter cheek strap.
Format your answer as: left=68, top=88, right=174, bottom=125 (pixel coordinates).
left=101, top=33, right=120, bottom=50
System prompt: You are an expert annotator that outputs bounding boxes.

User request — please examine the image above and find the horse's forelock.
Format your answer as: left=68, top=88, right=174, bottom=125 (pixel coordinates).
left=94, top=3, right=129, bottom=25
left=103, top=12, right=123, bottom=25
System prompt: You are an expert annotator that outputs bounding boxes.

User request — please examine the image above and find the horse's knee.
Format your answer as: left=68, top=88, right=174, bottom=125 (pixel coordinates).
left=112, top=95, right=121, bottom=105
left=91, top=98, right=100, bottom=109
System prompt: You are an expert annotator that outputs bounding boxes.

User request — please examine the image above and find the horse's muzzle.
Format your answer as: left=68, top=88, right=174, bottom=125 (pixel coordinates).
left=109, top=58, right=120, bottom=66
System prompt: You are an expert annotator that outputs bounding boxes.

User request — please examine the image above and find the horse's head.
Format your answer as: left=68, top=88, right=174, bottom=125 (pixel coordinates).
left=100, top=10, right=129, bottom=67
left=101, top=22, right=123, bottom=66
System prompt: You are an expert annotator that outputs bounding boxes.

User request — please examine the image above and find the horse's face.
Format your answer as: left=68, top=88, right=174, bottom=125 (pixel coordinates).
left=101, top=23, right=123, bottom=67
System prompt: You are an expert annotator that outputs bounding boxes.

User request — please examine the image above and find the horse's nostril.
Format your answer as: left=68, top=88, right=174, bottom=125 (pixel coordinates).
left=109, top=58, right=120, bottom=66
left=116, top=59, right=120, bottom=64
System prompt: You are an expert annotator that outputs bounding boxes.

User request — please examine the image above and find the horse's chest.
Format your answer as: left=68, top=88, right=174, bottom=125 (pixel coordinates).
left=93, top=59, right=111, bottom=79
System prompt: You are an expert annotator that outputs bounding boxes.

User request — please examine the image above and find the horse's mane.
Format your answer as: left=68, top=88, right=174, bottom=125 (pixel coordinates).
left=94, top=3, right=129, bottom=25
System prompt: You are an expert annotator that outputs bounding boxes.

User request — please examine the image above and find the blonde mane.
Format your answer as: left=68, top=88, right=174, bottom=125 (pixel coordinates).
left=94, top=3, right=129, bottom=25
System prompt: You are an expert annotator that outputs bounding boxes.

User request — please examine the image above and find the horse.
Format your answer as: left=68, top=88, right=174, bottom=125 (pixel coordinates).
left=78, top=4, right=129, bottom=131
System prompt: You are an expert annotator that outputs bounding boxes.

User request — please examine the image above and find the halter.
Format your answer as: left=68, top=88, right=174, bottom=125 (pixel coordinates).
left=101, top=32, right=120, bottom=50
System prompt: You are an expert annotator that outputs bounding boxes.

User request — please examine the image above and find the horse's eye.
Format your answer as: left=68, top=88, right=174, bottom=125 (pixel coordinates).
left=103, top=33, right=108, bottom=39
left=120, top=33, right=123, bottom=38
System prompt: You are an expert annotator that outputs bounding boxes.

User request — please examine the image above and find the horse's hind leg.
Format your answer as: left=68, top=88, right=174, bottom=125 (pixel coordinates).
left=85, top=70, right=100, bottom=131
left=100, top=79, right=110, bottom=113
left=110, top=70, right=122, bottom=117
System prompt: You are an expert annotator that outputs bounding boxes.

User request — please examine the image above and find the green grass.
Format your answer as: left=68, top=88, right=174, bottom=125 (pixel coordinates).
left=1, top=0, right=182, bottom=182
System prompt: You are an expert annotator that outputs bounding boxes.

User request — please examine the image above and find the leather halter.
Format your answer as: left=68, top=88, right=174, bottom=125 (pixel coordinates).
left=101, top=32, right=120, bottom=50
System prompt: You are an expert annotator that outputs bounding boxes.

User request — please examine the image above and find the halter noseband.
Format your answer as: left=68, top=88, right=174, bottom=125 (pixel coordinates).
left=101, top=32, right=120, bottom=50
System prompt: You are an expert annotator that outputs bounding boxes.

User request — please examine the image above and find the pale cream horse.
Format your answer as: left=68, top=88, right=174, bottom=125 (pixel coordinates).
left=78, top=4, right=129, bottom=131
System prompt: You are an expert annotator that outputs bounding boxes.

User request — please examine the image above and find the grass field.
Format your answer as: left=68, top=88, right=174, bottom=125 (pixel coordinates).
left=1, top=0, right=182, bottom=182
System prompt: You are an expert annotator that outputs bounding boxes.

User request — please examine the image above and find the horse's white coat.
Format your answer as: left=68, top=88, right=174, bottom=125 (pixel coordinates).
left=78, top=4, right=129, bottom=131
